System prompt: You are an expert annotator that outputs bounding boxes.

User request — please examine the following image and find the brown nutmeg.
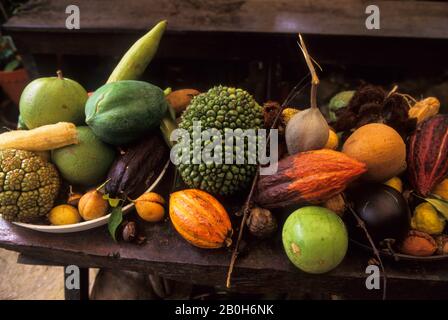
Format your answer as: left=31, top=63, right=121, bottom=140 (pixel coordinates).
left=435, top=234, right=448, bottom=255
left=122, top=221, right=137, bottom=242
left=246, top=207, right=277, bottom=238
left=67, top=192, right=82, bottom=207
left=78, top=189, right=109, bottom=221
left=400, top=230, right=437, bottom=257
left=323, top=193, right=346, bottom=216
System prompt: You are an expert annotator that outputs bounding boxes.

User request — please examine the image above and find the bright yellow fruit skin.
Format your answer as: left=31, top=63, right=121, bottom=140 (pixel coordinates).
left=433, top=178, right=448, bottom=200
left=48, top=205, right=81, bottom=225
left=411, top=202, right=445, bottom=235
left=384, top=177, right=403, bottom=193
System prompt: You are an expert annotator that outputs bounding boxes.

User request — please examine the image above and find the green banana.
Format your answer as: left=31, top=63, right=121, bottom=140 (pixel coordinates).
left=107, top=20, right=167, bottom=83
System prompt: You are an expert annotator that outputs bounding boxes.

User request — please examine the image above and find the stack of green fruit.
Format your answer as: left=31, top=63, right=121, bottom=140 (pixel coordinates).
left=0, top=21, right=169, bottom=224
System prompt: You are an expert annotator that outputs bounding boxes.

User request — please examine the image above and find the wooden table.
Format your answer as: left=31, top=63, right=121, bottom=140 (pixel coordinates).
left=2, top=0, right=448, bottom=300
left=1, top=167, right=448, bottom=300
left=2, top=214, right=448, bottom=300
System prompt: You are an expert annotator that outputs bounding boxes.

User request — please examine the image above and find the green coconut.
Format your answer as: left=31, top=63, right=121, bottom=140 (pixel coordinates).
left=282, top=206, right=348, bottom=274
left=51, top=126, right=116, bottom=186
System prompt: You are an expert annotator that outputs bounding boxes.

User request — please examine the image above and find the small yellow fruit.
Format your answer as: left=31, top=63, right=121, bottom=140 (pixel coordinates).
left=135, top=192, right=165, bottom=222
left=408, top=97, right=440, bottom=124
left=78, top=190, right=109, bottom=221
left=324, top=129, right=339, bottom=150
left=384, top=177, right=403, bottom=193
left=281, top=108, right=300, bottom=125
left=48, top=204, right=81, bottom=225
left=411, top=202, right=445, bottom=235
left=433, top=178, right=448, bottom=200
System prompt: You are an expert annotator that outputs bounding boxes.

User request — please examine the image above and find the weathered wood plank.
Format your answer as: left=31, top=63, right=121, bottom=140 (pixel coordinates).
left=2, top=219, right=448, bottom=299
left=4, top=0, right=448, bottom=39
left=0, top=167, right=447, bottom=298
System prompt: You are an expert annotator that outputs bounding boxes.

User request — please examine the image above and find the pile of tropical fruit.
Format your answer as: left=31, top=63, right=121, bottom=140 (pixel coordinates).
left=0, top=20, right=447, bottom=277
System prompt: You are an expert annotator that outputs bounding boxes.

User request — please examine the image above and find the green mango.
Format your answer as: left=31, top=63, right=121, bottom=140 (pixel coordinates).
left=85, top=80, right=168, bottom=145
left=282, top=206, right=348, bottom=274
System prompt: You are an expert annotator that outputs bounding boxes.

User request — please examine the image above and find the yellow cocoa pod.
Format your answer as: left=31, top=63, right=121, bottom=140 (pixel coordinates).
left=324, top=129, right=339, bottom=150
left=281, top=108, right=300, bottom=125
left=48, top=204, right=81, bottom=225
left=384, top=176, right=403, bottom=193
left=433, top=178, right=448, bottom=200
left=78, top=190, right=109, bottom=220
left=134, top=192, right=165, bottom=222
left=411, top=202, right=445, bottom=235
left=408, top=97, right=440, bottom=123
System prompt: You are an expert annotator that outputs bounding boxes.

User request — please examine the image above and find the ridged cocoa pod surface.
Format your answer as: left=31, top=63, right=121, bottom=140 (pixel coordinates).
left=407, top=115, right=448, bottom=196
left=256, top=149, right=367, bottom=208
left=169, top=189, right=233, bottom=249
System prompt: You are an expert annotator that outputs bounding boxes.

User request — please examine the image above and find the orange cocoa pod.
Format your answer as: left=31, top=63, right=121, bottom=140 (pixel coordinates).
left=256, top=149, right=367, bottom=208
left=169, top=189, right=233, bottom=249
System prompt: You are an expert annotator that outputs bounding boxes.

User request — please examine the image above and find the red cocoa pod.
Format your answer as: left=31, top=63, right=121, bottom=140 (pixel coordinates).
left=255, top=149, right=366, bottom=209
left=407, top=114, right=448, bottom=196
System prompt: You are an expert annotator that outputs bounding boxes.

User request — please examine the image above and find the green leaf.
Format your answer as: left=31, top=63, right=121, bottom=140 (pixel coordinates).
left=164, top=87, right=172, bottom=96
left=109, top=198, right=121, bottom=207
left=4, top=60, right=20, bottom=72
left=108, top=206, right=123, bottom=241
left=102, top=194, right=121, bottom=208
left=425, top=197, right=448, bottom=220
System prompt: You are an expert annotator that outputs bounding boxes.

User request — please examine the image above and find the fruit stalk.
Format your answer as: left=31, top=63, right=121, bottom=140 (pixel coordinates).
left=298, top=34, right=319, bottom=110
left=347, top=204, right=387, bottom=300
left=285, top=35, right=329, bottom=154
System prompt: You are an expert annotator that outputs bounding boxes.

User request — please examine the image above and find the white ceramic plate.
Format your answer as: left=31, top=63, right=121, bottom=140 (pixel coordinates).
left=12, top=160, right=170, bottom=233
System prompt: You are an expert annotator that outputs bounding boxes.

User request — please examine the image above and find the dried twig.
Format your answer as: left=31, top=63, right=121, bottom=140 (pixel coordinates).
left=225, top=74, right=310, bottom=288
left=347, top=204, right=387, bottom=300
left=297, top=34, right=319, bottom=110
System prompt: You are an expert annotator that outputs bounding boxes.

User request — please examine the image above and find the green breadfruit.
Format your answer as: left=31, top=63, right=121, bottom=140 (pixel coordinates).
left=177, top=86, right=263, bottom=195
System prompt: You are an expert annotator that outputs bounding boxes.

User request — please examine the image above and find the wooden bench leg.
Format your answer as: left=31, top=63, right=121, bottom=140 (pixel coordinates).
left=64, top=266, right=89, bottom=300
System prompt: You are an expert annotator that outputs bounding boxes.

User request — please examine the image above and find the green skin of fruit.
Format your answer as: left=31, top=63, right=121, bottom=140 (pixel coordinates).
left=17, top=114, right=27, bottom=130
left=177, top=86, right=263, bottom=195
left=328, top=90, right=355, bottom=122
left=85, top=80, right=168, bottom=145
left=282, top=206, right=348, bottom=274
left=19, top=75, right=88, bottom=129
left=51, top=126, right=116, bottom=186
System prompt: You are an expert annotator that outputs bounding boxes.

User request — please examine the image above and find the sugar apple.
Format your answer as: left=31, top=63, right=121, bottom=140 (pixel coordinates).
left=177, top=86, right=263, bottom=195
left=0, top=149, right=60, bottom=222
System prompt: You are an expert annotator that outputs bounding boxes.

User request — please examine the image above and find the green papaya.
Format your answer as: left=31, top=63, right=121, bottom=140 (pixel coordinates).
left=85, top=80, right=168, bottom=145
